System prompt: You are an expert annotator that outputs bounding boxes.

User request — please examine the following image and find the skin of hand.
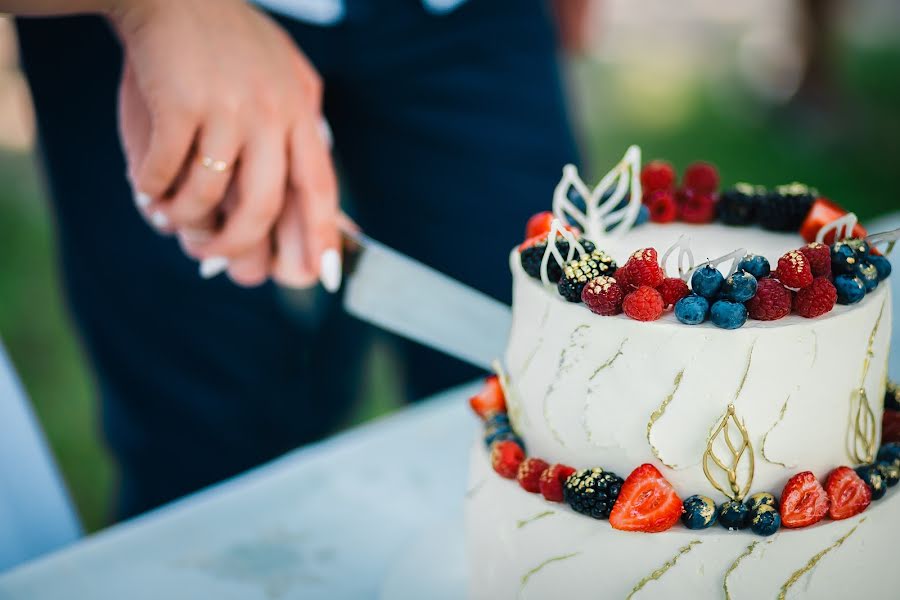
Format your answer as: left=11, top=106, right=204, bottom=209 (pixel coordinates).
left=552, top=0, right=598, bottom=54
left=112, top=0, right=339, bottom=288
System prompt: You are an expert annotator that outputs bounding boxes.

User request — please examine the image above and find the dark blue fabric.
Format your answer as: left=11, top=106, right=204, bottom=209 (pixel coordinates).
left=15, top=0, right=578, bottom=520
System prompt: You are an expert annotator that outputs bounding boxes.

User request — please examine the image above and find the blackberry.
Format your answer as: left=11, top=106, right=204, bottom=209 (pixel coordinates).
left=757, top=183, right=816, bottom=232
left=718, top=183, right=760, bottom=226
left=520, top=239, right=595, bottom=283
left=885, top=381, right=900, bottom=412
left=563, top=467, right=623, bottom=520
left=557, top=249, right=616, bottom=303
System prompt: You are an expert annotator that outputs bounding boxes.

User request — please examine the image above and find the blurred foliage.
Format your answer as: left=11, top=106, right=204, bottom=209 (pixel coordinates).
left=1, top=42, right=899, bottom=534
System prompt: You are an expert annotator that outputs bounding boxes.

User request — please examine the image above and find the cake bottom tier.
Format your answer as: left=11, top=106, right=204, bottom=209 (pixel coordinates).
left=465, top=442, right=900, bottom=599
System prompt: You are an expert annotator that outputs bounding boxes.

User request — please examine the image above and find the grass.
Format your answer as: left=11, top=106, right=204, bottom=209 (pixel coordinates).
left=2, top=43, right=899, bottom=533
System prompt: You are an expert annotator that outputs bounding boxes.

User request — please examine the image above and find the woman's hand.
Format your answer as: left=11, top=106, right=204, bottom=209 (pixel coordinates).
left=113, top=0, right=339, bottom=288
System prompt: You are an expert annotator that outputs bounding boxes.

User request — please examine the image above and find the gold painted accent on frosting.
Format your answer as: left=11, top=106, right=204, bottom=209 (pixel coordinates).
left=777, top=519, right=865, bottom=600
left=703, top=404, right=755, bottom=501
left=811, top=330, right=819, bottom=368
left=646, top=370, right=685, bottom=469
left=465, top=478, right=487, bottom=499
left=847, top=299, right=886, bottom=464
left=733, top=340, right=757, bottom=402
left=626, top=540, right=701, bottom=600
left=589, top=338, right=628, bottom=381
left=761, top=396, right=792, bottom=468
left=542, top=325, right=590, bottom=447
left=517, top=301, right=552, bottom=377
left=516, top=510, right=556, bottom=529
left=723, top=541, right=760, bottom=600
left=520, top=552, right=580, bottom=590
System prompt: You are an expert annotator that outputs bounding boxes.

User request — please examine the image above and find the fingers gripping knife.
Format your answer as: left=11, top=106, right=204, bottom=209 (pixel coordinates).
left=340, top=230, right=511, bottom=370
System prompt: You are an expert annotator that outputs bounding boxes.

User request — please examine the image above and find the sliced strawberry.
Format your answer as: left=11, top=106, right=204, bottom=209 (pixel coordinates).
left=517, top=458, right=550, bottom=493
left=826, top=466, right=871, bottom=520
left=539, top=464, right=576, bottom=502
left=525, top=211, right=554, bottom=239
left=780, top=471, right=830, bottom=528
left=799, top=198, right=868, bottom=244
left=609, top=464, right=682, bottom=533
left=491, top=440, right=524, bottom=479
left=468, top=375, right=506, bottom=419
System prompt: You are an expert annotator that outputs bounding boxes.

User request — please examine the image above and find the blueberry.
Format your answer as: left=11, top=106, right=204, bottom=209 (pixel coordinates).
left=831, top=242, right=859, bottom=275
left=834, top=274, right=866, bottom=305
left=718, top=500, right=750, bottom=530
left=691, top=264, right=725, bottom=298
left=745, top=492, right=778, bottom=513
left=634, top=204, right=650, bottom=226
left=855, top=261, right=879, bottom=292
left=876, top=461, right=900, bottom=487
left=721, top=270, right=758, bottom=303
left=674, top=294, right=710, bottom=325
left=855, top=465, right=887, bottom=500
left=868, top=254, right=892, bottom=282
left=750, top=505, right=781, bottom=536
left=737, top=254, right=771, bottom=279
left=877, top=442, right=900, bottom=467
left=682, top=495, right=718, bottom=530
left=846, top=238, right=871, bottom=258
left=710, top=300, right=748, bottom=329
left=485, top=427, right=521, bottom=448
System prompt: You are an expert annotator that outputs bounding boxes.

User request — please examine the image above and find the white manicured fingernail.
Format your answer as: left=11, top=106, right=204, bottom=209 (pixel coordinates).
left=319, top=248, right=342, bottom=293
left=150, top=210, right=169, bottom=230
left=200, top=256, right=229, bottom=279
left=318, top=117, right=333, bottom=149
left=134, top=191, right=151, bottom=209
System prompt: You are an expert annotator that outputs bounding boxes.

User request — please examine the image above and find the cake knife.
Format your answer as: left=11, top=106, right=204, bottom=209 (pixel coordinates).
left=341, top=230, right=511, bottom=370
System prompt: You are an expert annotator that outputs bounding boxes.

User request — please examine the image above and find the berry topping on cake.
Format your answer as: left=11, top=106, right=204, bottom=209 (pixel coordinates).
left=855, top=261, right=879, bottom=292
left=690, top=264, right=725, bottom=298
left=657, top=277, right=690, bottom=308
left=877, top=442, right=900, bottom=467
left=718, top=500, right=751, bottom=530
left=825, top=466, right=872, bottom=520
left=718, top=183, right=760, bottom=225
left=520, top=237, right=596, bottom=283
left=869, top=254, right=892, bottom=281
left=681, top=495, right=718, bottom=529
left=721, top=270, right=758, bottom=303
left=645, top=189, right=678, bottom=224
left=640, top=160, right=676, bottom=193
left=623, top=286, right=665, bottom=322
left=609, top=464, right=682, bottom=533
left=539, top=464, right=577, bottom=503
left=883, top=411, right=900, bottom=445
left=750, top=505, right=781, bottom=536
left=469, top=375, right=505, bottom=419
left=563, top=467, right=624, bottom=520
left=800, top=197, right=867, bottom=243
left=678, top=189, right=717, bottom=224
left=517, top=458, right=550, bottom=493
left=674, top=294, right=709, bottom=325
left=745, top=492, right=778, bottom=513
left=746, top=278, right=793, bottom=321
left=758, top=183, right=816, bottom=232
left=525, top=211, right=554, bottom=239
left=886, top=383, right=900, bottom=412
left=780, top=471, right=830, bottom=528
left=582, top=276, right=625, bottom=316
left=793, top=277, right=837, bottom=318
left=876, top=461, right=900, bottom=487
left=490, top=440, right=524, bottom=479
left=855, top=464, right=887, bottom=500
left=624, top=248, right=665, bottom=288
left=834, top=274, right=866, bottom=305
left=737, top=253, right=771, bottom=279
left=777, top=250, right=814, bottom=289
left=484, top=413, right=519, bottom=448
left=830, top=241, right=859, bottom=275
left=683, top=161, right=719, bottom=193
left=710, top=299, right=748, bottom=330
left=799, top=242, right=831, bottom=278
left=558, top=250, right=617, bottom=303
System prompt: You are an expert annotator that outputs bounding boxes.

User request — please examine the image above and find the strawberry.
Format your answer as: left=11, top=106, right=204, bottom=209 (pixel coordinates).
left=683, top=161, right=719, bottom=193
left=645, top=189, right=678, bottom=223
left=777, top=250, right=814, bottom=289
left=490, top=440, right=525, bottom=479
left=609, top=464, right=682, bottom=533
left=825, top=466, right=872, bottom=520
left=640, top=160, right=676, bottom=193
left=780, top=471, right=830, bottom=528
left=525, top=211, right=554, bottom=239
left=800, top=198, right=868, bottom=244
left=624, top=248, right=665, bottom=288
left=468, top=375, right=506, bottom=419
left=539, top=463, right=576, bottom=502
left=517, top=458, right=550, bottom=493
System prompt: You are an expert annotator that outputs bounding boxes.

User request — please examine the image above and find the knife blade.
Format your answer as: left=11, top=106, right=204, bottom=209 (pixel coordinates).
left=341, top=230, right=511, bottom=370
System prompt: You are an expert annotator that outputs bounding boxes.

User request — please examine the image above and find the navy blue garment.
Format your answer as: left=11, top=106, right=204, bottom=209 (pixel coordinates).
left=16, top=0, right=579, bottom=520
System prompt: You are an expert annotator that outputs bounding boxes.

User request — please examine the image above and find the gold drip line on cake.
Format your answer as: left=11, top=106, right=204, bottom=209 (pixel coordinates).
left=847, top=299, right=886, bottom=465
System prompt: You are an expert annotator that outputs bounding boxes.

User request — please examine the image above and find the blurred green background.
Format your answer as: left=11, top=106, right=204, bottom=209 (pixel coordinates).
left=1, top=3, right=898, bottom=532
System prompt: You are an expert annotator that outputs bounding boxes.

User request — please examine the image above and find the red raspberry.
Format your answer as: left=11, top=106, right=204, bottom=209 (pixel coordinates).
left=582, top=276, right=625, bottom=316
left=640, top=160, right=676, bottom=193
left=469, top=375, right=506, bottom=419
left=793, top=277, right=837, bottom=318
left=746, top=278, right=792, bottom=321
left=539, top=463, right=576, bottom=502
left=516, top=458, right=550, bottom=493
left=645, top=189, right=677, bottom=223
left=657, top=277, right=689, bottom=307
left=677, top=188, right=717, bottom=224
left=777, top=250, right=814, bottom=289
left=622, top=286, right=665, bottom=322
left=614, top=265, right=634, bottom=292
left=525, top=211, right=554, bottom=239
left=624, top=247, right=664, bottom=288
left=490, top=440, right=525, bottom=479
left=799, top=242, right=831, bottom=277
left=683, top=161, right=719, bottom=193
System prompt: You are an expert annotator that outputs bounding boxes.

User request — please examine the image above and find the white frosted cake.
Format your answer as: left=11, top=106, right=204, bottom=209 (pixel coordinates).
left=464, top=148, right=898, bottom=599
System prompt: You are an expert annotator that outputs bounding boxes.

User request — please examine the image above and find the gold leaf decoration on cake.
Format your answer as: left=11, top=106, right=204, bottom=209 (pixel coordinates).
left=626, top=540, right=701, bottom=600
left=703, top=404, right=755, bottom=502
left=847, top=299, right=886, bottom=465
left=542, top=325, right=590, bottom=447
left=732, top=340, right=757, bottom=402
left=723, top=541, right=759, bottom=600
left=515, top=510, right=555, bottom=529
left=645, top=370, right=685, bottom=469
left=777, top=519, right=865, bottom=600
left=761, top=395, right=794, bottom=468
left=520, top=552, right=580, bottom=591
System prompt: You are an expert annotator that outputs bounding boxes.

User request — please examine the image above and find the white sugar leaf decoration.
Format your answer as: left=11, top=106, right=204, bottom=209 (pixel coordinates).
left=686, top=247, right=748, bottom=282
left=539, top=219, right=587, bottom=287
left=661, top=235, right=695, bottom=280
left=816, top=212, right=858, bottom=244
